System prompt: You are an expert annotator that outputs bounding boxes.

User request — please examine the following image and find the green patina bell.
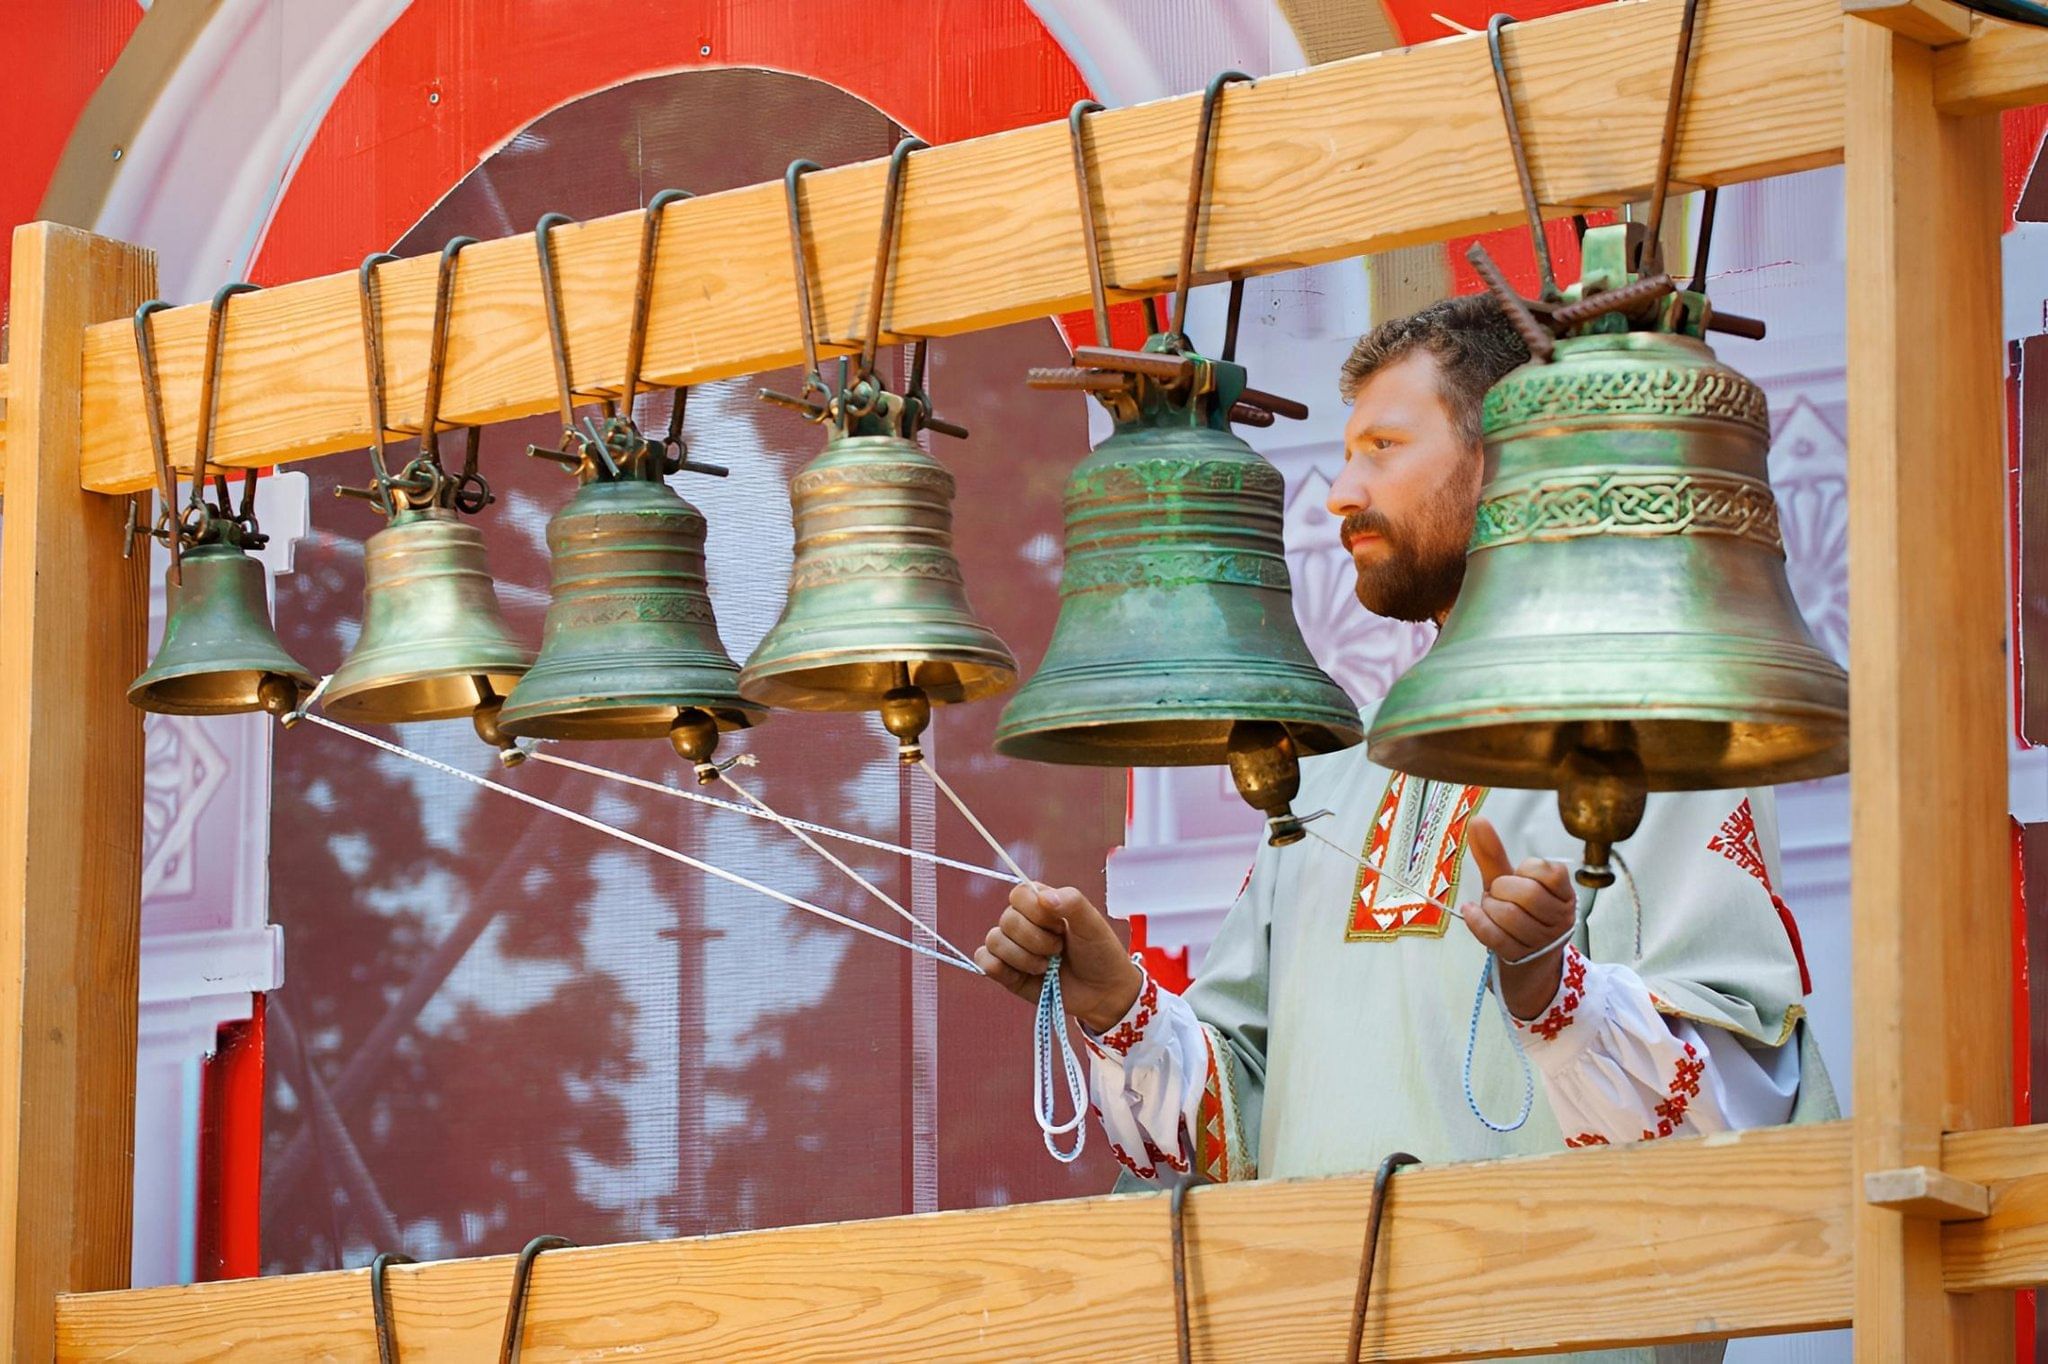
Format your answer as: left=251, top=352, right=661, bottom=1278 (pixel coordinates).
left=1369, top=224, right=1848, bottom=884
left=129, top=531, right=316, bottom=717
left=500, top=445, right=763, bottom=774
left=996, top=338, right=1361, bottom=845
left=739, top=395, right=1017, bottom=731
left=323, top=505, right=533, bottom=724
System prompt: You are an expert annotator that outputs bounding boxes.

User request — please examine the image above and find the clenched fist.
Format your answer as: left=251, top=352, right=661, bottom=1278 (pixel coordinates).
left=1458, top=816, right=1578, bottom=1020
left=975, top=881, right=1143, bottom=1033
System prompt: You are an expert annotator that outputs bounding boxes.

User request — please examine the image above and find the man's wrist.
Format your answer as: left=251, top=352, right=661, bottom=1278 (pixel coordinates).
left=1499, top=949, right=1566, bottom=1021
left=1078, top=958, right=1146, bottom=1034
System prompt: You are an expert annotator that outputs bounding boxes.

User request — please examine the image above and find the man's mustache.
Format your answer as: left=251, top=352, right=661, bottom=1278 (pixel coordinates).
left=1341, top=511, right=1397, bottom=550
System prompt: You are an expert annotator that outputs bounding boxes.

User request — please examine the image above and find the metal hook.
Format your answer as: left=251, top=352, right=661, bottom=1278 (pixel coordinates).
left=1686, top=186, right=1719, bottom=295
left=1170, top=1178, right=1206, bottom=1364
left=420, top=236, right=479, bottom=472
left=1344, top=1152, right=1421, bottom=1364
left=1486, top=15, right=1561, bottom=303
left=369, top=1251, right=415, bottom=1364
left=623, top=188, right=693, bottom=422
left=781, top=159, right=830, bottom=411
left=196, top=282, right=261, bottom=514
left=1640, top=0, right=1705, bottom=276
left=534, top=213, right=592, bottom=434
left=858, top=136, right=928, bottom=386
left=131, top=299, right=183, bottom=583
left=496, top=1234, right=576, bottom=1364
left=1067, top=100, right=1113, bottom=349
left=356, top=253, right=402, bottom=512
left=1170, top=71, right=1254, bottom=345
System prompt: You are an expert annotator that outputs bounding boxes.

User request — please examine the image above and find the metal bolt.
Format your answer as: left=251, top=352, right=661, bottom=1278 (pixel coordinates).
left=428, top=90, right=440, bottom=105
left=111, top=147, right=123, bottom=162
left=699, top=44, right=711, bottom=55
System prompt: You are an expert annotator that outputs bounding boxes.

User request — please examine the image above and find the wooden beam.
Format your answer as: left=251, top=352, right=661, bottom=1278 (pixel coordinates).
left=1841, top=0, right=1974, bottom=45
left=1942, top=1125, right=2048, bottom=1291
left=1864, top=1167, right=1992, bottom=1221
left=64, top=0, right=1850, bottom=495
left=0, top=224, right=154, bottom=1359
left=1844, top=15, right=2012, bottom=1362
left=1934, top=18, right=2048, bottom=114
left=56, top=1122, right=1854, bottom=1362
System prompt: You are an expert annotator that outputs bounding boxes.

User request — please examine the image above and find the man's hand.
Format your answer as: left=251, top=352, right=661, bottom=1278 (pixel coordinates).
left=1459, top=816, right=1577, bottom=1020
left=976, top=882, right=1144, bottom=1033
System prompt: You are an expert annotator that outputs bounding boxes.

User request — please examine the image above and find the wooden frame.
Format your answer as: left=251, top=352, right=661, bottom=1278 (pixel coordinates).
left=4, top=0, right=2045, bottom=1356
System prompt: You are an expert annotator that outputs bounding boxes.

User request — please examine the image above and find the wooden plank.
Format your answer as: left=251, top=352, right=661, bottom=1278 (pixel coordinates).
left=56, top=1122, right=1852, bottom=1362
left=1844, top=16, right=2013, bottom=1362
left=1942, top=1123, right=2048, bottom=1291
left=1841, top=0, right=1974, bottom=45
left=0, top=224, right=154, bottom=1359
left=64, top=0, right=1849, bottom=495
left=1935, top=19, right=2048, bottom=114
left=1864, top=1167, right=1992, bottom=1220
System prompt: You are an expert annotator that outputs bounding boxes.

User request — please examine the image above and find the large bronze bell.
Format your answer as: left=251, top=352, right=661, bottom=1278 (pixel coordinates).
left=995, top=345, right=1361, bottom=843
left=1368, top=224, right=1848, bottom=883
left=738, top=423, right=1017, bottom=724
left=322, top=505, right=533, bottom=724
left=499, top=463, right=763, bottom=764
left=130, top=533, right=318, bottom=717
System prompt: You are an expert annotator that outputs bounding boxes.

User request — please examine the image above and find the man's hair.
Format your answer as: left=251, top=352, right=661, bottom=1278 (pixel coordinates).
left=1338, top=293, right=1531, bottom=448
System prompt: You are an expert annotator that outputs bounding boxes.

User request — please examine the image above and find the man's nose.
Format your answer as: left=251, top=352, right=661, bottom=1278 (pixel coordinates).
left=1327, top=459, right=1369, bottom=517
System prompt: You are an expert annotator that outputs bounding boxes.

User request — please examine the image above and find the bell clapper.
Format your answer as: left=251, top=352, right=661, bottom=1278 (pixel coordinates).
left=1554, top=722, right=1650, bottom=890
left=669, top=709, right=726, bottom=784
left=881, top=683, right=933, bottom=764
left=1226, top=721, right=1323, bottom=848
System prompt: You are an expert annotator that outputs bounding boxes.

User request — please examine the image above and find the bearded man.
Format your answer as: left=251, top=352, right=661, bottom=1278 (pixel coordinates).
left=978, top=293, right=1836, bottom=1364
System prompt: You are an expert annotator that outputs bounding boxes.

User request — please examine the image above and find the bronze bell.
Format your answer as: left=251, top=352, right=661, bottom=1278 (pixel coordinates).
left=739, top=422, right=1016, bottom=732
left=996, top=342, right=1361, bottom=845
left=1368, top=224, right=1849, bottom=884
left=130, top=534, right=317, bottom=717
left=499, top=461, right=764, bottom=770
left=322, top=505, right=533, bottom=724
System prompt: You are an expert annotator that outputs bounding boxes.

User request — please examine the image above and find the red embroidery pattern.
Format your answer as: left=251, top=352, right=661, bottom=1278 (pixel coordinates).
left=1195, top=1041, right=1230, bottom=1183
left=1564, top=1133, right=1611, bottom=1149
left=1145, top=1138, right=1190, bottom=1175
left=1347, top=776, right=1486, bottom=940
left=1640, top=1042, right=1705, bottom=1141
left=1096, top=973, right=1159, bottom=1057
left=1708, top=799, right=1813, bottom=994
left=1108, top=1140, right=1155, bottom=1181
left=1519, top=946, right=1589, bottom=1042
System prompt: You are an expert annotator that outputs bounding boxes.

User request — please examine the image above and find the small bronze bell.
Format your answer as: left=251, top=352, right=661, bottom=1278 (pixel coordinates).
left=996, top=84, right=1357, bottom=845
left=738, top=419, right=1017, bottom=720
left=126, top=287, right=315, bottom=718
left=322, top=505, right=532, bottom=724
left=130, top=532, right=316, bottom=717
left=742, top=148, right=1015, bottom=761
left=499, top=459, right=763, bottom=762
left=1368, top=225, right=1849, bottom=883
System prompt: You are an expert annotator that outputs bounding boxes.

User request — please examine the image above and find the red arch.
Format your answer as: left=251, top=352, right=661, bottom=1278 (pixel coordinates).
left=252, top=0, right=1090, bottom=286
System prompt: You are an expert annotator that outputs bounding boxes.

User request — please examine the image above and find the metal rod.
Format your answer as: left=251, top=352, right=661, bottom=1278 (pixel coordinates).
left=1067, top=99, right=1113, bottom=348
left=1486, top=15, right=1561, bottom=302
left=356, top=254, right=401, bottom=505
left=1687, top=186, right=1720, bottom=294
left=497, top=1235, right=577, bottom=1364
left=623, top=189, right=692, bottom=420
left=131, top=300, right=182, bottom=583
left=1640, top=0, right=1705, bottom=275
left=781, top=159, right=828, bottom=401
left=370, top=1252, right=415, bottom=1364
left=196, top=282, right=261, bottom=507
left=1222, top=276, right=1246, bottom=362
left=859, top=136, right=927, bottom=382
left=1171, top=70, right=1254, bottom=342
left=1548, top=272, right=1675, bottom=329
left=1464, top=242, right=1555, bottom=361
left=533, top=212, right=582, bottom=431
left=1344, top=1153, right=1422, bottom=1364
left=419, top=236, right=478, bottom=467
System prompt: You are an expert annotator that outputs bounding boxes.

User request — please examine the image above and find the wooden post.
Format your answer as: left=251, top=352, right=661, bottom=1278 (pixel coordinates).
left=0, top=223, right=155, bottom=1358
left=1844, top=17, right=2012, bottom=1361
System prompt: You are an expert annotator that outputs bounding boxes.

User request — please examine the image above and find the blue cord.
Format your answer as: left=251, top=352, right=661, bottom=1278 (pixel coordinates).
left=1035, top=954, right=1088, bottom=1162
left=1463, top=954, right=1537, bottom=1133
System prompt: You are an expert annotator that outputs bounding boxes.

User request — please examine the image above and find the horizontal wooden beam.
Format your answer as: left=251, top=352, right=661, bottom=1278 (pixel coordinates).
left=59, top=1122, right=1859, bottom=1362
left=1934, top=18, right=2048, bottom=114
left=1841, top=0, right=1974, bottom=46
left=61, top=0, right=1855, bottom=496
left=1941, top=1123, right=2048, bottom=1291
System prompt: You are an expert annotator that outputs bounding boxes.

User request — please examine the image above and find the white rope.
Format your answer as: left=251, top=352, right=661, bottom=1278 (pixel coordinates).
left=718, top=768, right=977, bottom=970
left=916, top=756, right=1085, bottom=1162
left=522, top=747, right=1014, bottom=883
left=297, top=711, right=978, bottom=974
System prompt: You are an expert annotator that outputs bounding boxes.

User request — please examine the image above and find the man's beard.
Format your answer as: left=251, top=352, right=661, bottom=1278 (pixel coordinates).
left=1342, top=475, right=1475, bottom=624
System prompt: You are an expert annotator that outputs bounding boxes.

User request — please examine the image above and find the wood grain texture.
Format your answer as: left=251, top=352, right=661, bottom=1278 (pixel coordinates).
left=1839, top=0, right=1973, bottom=46
left=60, top=0, right=1848, bottom=494
left=56, top=1122, right=1853, bottom=1363
left=1843, top=18, right=2013, bottom=1361
left=1863, top=1167, right=1991, bottom=1220
left=1934, top=18, right=2048, bottom=114
left=1942, top=1124, right=2048, bottom=1291
left=0, top=223, right=154, bottom=1360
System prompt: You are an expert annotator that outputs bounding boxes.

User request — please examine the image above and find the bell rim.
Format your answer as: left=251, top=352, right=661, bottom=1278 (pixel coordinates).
left=738, top=647, right=1018, bottom=712
left=496, top=698, right=765, bottom=740
left=993, top=713, right=1365, bottom=768
left=127, top=664, right=320, bottom=716
left=319, top=666, right=534, bottom=724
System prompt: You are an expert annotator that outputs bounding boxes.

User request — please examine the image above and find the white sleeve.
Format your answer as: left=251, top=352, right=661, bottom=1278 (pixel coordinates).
left=1515, top=945, right=1799, bottom=1148
left=1081, top=965, right=1210, bottom=1186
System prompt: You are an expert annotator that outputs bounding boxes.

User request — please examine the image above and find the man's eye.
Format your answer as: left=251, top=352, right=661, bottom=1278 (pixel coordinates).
left=1373, top=437, right=1395, bottom=452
